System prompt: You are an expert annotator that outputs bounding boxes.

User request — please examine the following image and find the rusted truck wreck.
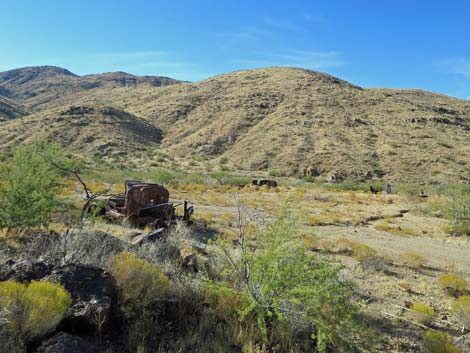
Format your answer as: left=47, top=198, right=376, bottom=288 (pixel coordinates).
left=84, top=180, right=193, bottom=229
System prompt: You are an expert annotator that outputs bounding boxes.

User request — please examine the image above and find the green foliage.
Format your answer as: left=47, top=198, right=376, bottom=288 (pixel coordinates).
left=410, top=303, right=436, bottom=325
left=210, top=172, right=251, bottom=187
left=438, top=274, right=467, bottom=295
left=324, top=179, right=383, bottom=192
left=0, top=280, right=72, bottom=341
left=451, top=295, right=470, bottom=328
left=210, top=209, right=367, bottom=352
left=108, top=252, right=171, bottom=317
left=447, top=197, right=470, bottom=236
left=0, top=142, right=77, bottom=229
left=422, top=330, right=461, bottom=353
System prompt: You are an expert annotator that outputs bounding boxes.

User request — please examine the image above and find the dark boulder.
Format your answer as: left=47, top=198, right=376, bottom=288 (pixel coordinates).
left=34, top=332, right=98, bottom=353
left=0, top=260, right=53, bottom=282
left=44, top=264, right=118, bottom=335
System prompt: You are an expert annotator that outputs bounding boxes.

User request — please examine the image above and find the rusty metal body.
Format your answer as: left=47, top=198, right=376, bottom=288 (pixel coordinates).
left=87, top=180, right=191, bottom=228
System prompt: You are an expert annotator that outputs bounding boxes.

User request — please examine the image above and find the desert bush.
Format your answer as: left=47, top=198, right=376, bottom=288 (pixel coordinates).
left=422, top=330, right=461, bottom=353
left=210, top=172, right=251, bottom=187
left=438, top=274, right=467, bottom=296
left=210, top=209, right=369, bottom=353
left=448, top=197, right=470, bottom=236
left=451, top=295, right=470, bottom=328
left=0, top=142, right=77, bottom=230
left=108, top=252, right=171, bottom=317
left=0, top=280, right=71, bottom=341
left=351, top=242, right=376, bottom=261
left=410, top=303, right=436, bottom=325
left=360, top=255, right=388, bottom=272
left=400, top=252, right=427, bottom=269
left=335, top=238, right=355, bottom=254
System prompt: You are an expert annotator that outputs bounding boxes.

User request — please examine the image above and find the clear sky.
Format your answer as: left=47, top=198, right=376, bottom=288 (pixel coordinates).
left=0, top=0, right=469, bottom=99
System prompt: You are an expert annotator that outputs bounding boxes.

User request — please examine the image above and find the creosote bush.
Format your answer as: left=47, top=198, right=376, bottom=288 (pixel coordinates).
left=422, top=330, right=461, bottom=353
left=438, top=274, right=467, bottom=296
left=410, top=303, right=436, bottom=326
left=108, top=252, right=171, bottom=317
left=0, top=280, right=71, bottom=341
left=451, top=295, right=470, bottom=328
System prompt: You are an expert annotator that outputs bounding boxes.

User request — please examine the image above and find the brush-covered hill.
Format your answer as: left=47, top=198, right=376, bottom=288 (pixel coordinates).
left=0, top=66, right=181, bottom=110
left=0, top=105, right=162, bottom=156
left=0, top=95, right=29, bottom=121
left=0, top=66, right=469, bottom=183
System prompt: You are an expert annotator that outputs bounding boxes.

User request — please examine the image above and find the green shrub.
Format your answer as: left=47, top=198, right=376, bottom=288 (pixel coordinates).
left=422, top=330, right=461, bottom=353
left=0, top=280, right=72, bottom=340
left=108, top=252, right=171, bottom=317
left=210, top=209, right=368, bottom=352
left=451, top=295, right=470, bottom=328
left=0, top=142, right=76, bottom=229
left=410, top=303, right=436, bottom=325
left=438, top=274, right=467, bottom=296
left=210, top=172, right=250, bottom=187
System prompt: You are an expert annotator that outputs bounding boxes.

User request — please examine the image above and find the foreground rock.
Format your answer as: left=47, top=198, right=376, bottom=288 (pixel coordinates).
left=34, top=332, right=98, bottom=353
left=45, top=264, right=118, bottom=334
left=0, top=260, right=53, bottom=282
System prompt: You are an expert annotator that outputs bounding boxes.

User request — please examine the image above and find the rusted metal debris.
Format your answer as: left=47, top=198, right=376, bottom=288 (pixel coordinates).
left=83, top=180, right=193, bottom=229
left=251, top=179, right=278, bottom=188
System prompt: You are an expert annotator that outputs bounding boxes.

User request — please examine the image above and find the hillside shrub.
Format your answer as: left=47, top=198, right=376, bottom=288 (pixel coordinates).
left=447, top=197, right=470, bottom=236
left=410, top=303, right=436, bottom=325
left=422, top=330, right=461, bottom=353
left=438, top=274, right=467, bottom=296
left=360, top=255, right=388, bottom=272
left=210, top=209, right=369, bottom=352
left=451, top=295, right=470, bottom=328
left=0, top=142, right=76, bottom=230
left=400, top=252, right=427, bottom=269
left=0, top=280, right=71, bottom=340
left=108, top=252, right=171, bottom=317
left=351, top=242, right=376, bottom=261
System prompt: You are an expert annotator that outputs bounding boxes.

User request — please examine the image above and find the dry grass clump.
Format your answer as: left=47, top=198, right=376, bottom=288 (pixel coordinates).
left=351, top=242, right=377, bottom=261
left=422, top=330, right=462, bottom=353
left=438, top=274, right=467, bottom=296
left=409, top=302, right=436, bottom=325
left=399, top=252, right=427, bottom=269
left=374, top=220, right=419, bottom=236
left=451, top=295, right=470, bottom=328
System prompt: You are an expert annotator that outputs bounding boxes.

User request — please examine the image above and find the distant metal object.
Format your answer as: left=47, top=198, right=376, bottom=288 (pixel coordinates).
left=251, top=179, right=278, bottom=188
left=385, top=183, right=392, bottom=194
left=83, top=180, right=192, bottom=228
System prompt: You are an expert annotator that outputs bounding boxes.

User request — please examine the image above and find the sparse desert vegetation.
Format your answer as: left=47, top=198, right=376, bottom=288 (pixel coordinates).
left=0, top=51, right=469, bottom=353
left=0, top=140, right=469, bottom=352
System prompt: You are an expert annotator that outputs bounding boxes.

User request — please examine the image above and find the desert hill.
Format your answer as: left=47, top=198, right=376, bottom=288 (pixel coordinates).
left=0, top=65, right=181, bottom=110
left=0, top=66, right=469, bottom=183
left=0, top=95, right=29, bottom=121
left=0, top=105, right=162, bottom=156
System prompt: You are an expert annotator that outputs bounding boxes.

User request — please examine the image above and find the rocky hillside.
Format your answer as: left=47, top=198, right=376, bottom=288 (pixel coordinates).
left=0, top=105, right=162, bottom=157
left=0, top=95, right=29, bottom=121
left=0, top=66, right=469, bottom=183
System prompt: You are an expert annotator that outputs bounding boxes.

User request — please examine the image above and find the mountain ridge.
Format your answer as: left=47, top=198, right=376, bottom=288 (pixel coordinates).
left=0, top=65, right=468, bottom=183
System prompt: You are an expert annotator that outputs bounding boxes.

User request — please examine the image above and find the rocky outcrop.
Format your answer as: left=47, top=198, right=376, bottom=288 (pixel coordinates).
left=34, top=332, right=98, bottom=353
left=0, top=260, right=53, bottom=282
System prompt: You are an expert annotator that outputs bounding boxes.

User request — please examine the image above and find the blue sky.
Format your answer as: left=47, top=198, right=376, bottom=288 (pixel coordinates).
left=0, top=0, right=469, bottom=99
